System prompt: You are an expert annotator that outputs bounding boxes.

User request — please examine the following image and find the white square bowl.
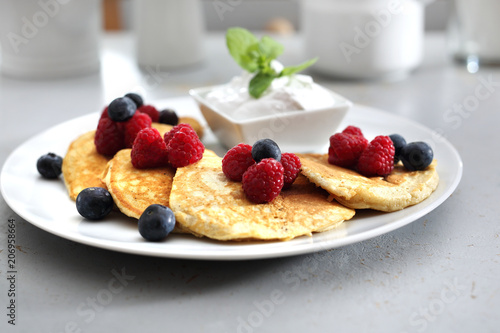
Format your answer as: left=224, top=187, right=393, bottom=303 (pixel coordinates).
left=189, top=85, right=352, bottom=153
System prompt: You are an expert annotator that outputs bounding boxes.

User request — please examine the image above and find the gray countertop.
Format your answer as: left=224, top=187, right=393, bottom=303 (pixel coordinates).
left=0, top=32, right=499, bottom=333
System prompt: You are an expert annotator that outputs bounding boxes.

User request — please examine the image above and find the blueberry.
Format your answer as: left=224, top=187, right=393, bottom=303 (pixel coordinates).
left=389, top=134, right=407, bottom=164
left=252, top=139, right=281, bottom=162
left=124, top=92, right=144, bottom=108
left=400, top=142, right=433, bottom=171
left=138, top=204, right=175, bottom=241
left=37, top=152, right=63, bottom=179
left=158, top=109, right=179, bottom=126
left=107, top=97, right=137, bottom=122
left=76, top=187, right=114, bottom=220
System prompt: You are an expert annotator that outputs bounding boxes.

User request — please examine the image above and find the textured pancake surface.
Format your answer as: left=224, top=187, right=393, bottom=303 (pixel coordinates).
left=151, top=122, right=173, bottom=136
left=298, top=154, right=439, bottom=212
left=101, top=149, right=218, bottom=234
left=101, top=149, right=175, bottom=219
left=62, top=124, right=173, bottom=201
left=169, top=153, right=355, bottom=241
left=62, top=130, right=110, bottom=200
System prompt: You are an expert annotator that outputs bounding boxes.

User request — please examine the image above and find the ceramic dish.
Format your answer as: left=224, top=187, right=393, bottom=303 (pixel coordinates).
left=0, top=97, right=462, bottom=260
left=189, top=86, right=352, bottom=152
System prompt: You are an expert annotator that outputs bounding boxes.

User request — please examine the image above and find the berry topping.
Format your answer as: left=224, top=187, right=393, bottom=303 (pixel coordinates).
left=242, top=158, right=284, bottom=203
left=95, top=117, right=125, bottom=156
left=124, top=92, right=144, bottom=108
left=163, top=123, right=197, bottom=146
left=328, top=132, right=369, bottom=168
left=107, top=97, right=137, bottom=122
left=138, top=204, right=176, bottom=241
left=399, top=141, right=433, bottom=171
left=131, top=128, right=169, bottom=169
left=138, top=104, right=160, bottom=122
left=166, top=125, right=205, bottom=168
left=222, top=143, right=255, bottom=181
left=123, top=111, right=152, bottom=148
left=76, top=187, right=114, bottom=220
left=342, top=125, right=364, bottom=137
left=158, top=108, right=179, bottom=126
left=389, top=134, right=407, bottom=164
left=252, top=138, right=281, bottom=163
left=357, top=135, right=395, bottom=177
left=36, top=152, right=63, bottom=179
left=280, top=153, right=301, bottom=189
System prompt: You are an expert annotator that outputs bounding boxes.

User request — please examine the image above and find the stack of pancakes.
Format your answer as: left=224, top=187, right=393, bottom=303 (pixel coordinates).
left=62, top=121, right=439, bottom=241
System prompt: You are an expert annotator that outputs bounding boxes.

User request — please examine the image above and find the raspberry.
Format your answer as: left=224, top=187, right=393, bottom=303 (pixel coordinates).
left=138, top=104, right=160, bottom=122
left=242, top=158, right=284, bottom=203
left=123, top=111, right=152, bottom=148
left=222, top=144, right=255, bottom=181
left=94, top=117, right=125, bottom=156
left=131, top=128, right=169, bottom=169
left=164, top=123, right=196, bottom=146
left=328, top=132, right=369, bottom=168
left=166, top=126, right=204, bottom=168
left=280, top=153, right=301, bottom=189
left=357, top=135, right=395, bottom=177
left=342, top=125, right=364, bottom=137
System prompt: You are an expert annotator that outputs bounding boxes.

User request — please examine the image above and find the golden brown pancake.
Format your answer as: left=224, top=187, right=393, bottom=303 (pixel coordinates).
left=101, top=149, right=218, bottom=234
left=101, top=149, right=174, bottom=219
left=62, top=123, right=174, bottom=200
left=62, top=130, right=110, bottom=200
left=297, top=154, right=439, bottom=212
left=151, top=122, right=173, bottom=136
left=169, top=153, right=355, bottom=241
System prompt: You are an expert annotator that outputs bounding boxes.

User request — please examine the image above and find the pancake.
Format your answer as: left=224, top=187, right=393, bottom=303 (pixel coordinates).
left=101, top=148, right=175, bottom=219
left=62, top=130, right=110, bottom=200
left=151, top=122, right=174, bottom=136
left=62, top=124, right=174, bottom=201
left=297, top=154, right=439, bottom=212
left=169, top=153, right=355, bottom=241
left=101, top=149, right=218, bottom=234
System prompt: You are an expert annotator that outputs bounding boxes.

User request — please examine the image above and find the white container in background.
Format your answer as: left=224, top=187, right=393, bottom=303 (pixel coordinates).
left=133, top=0, right=205, bottom=69
left=0, top=0, right=101, bottom=79
left=448, top=0, right=500, bottom=65
left=301, top=0, right=428, bottom=80
left=190, top=84, right=352, bottom=152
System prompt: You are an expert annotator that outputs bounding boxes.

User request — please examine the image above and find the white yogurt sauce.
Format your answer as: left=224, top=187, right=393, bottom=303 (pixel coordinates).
left=205, top=63, right=336, bottom=121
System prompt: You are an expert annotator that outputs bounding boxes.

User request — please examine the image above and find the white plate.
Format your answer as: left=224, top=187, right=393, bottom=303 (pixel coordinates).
left=1, top=97, right=463, bottom=260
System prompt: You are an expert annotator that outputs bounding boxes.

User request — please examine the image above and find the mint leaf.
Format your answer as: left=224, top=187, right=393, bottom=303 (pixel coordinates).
left=226, top=27, right=319, bottom=99
left=226, top=27, right=259, bottom=72
left=249, top=72, right=277, bottom=98
left=280, top=58, right=318, bottom=77
left=258, top=36, right=284, bottom=61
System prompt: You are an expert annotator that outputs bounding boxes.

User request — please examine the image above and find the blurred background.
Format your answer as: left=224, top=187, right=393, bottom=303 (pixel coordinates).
left=103, top=0, right=451, bottom=32
left=0, top=0, right=459, bottom=81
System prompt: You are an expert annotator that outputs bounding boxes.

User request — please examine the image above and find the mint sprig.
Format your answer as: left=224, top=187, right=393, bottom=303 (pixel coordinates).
left=226, top=27, right=317, bottom=99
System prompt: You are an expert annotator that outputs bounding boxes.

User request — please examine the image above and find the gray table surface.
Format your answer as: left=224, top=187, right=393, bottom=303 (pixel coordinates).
left=1, top=32, right=499, bottom=333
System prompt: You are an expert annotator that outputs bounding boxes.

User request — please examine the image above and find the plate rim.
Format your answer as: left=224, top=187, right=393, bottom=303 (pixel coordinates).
left=1, top=98, right=463, bottom=260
